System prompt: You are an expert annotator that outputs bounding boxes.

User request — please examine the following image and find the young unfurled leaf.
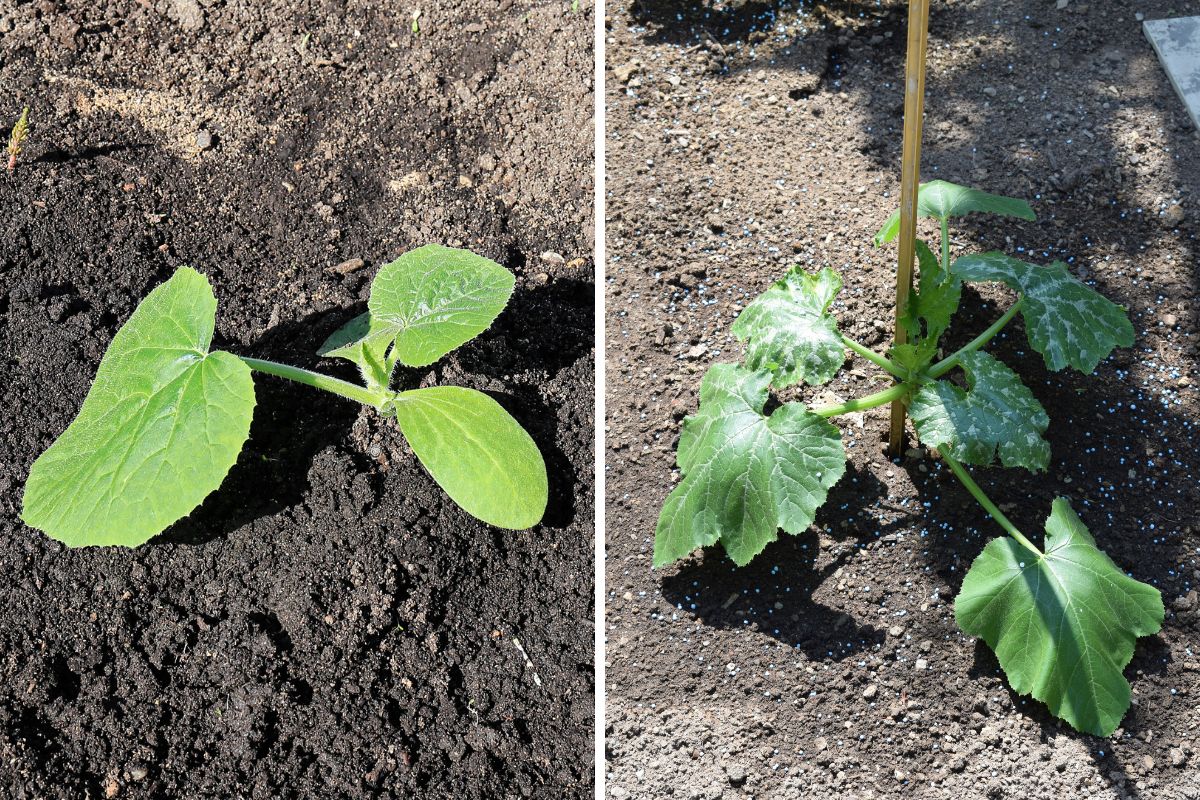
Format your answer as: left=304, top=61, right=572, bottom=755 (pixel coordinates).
left=956, top=499, right=1164, bottom=736
left=21, top=268, right=256, bottom=548
left=901, top=240, right=961, bottom=348
left=654, top=364, right=846, bottom=567
left=910, top=351, right=1050, bottom=472
left=392, top=387, right=547, bottom=529
left=874, top=180, right=1036, bottom=246
left=731, top=267, right=845, bottom=388
left=367, top=244, right=515, bottom=368
left=318, top=312, right=395, bottom=390
left=888, top=342, right=931, bottom=376
left=953, top=253, right=1134, bottom=373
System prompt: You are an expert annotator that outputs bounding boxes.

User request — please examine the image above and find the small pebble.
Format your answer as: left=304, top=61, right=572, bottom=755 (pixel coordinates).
left=327, top=257, right=365, bottom=275
left=863, top=684, right=878, bottom=699
left=195, top=129, right=213, bottom=150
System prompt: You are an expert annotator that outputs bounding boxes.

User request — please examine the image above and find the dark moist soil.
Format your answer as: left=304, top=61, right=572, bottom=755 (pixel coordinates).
left=0, top=1, right=593, bottom=798
left=605, top=1, right=1199, bottom=798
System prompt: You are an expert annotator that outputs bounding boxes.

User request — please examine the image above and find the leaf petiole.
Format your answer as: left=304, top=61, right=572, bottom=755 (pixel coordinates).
left=238, top=356, right=394, bottom=410
left=938, top=446, right=1043, bottom=557
left=939, top=216, right=950, bottom=272
left=839, top=333, right=907, bottom=380
left=928, top=298, right=1023, bottom=378
left=812, top=382, right=910, bottom=418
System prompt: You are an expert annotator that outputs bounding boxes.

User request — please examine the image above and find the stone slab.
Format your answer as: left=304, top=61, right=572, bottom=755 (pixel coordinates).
left=1144, top=16, right=1200, bottom=131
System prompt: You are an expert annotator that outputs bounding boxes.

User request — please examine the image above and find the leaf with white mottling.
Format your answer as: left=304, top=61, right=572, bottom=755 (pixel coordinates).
left=953, top=252, right=1134, bottom=373
left=653, top=364, right=846, bottom=567
left=731, top=267, right=845, bottom=388
left=957, top=499, right=1164, bottom=736
left=910, top=351, right=1050, bottom=472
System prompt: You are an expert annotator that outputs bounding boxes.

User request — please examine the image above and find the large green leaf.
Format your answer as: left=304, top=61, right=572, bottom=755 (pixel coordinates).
left=731, top=267, right=845, bottom=388
left=874, top=180, right=1036, bottom=246
left=653, top=364, right=846, bottom=567
left=392, top=387, right=546, bottom=529
left=318, top=312, right=394, bottom=390
left=910, top=351, right=1050, bottom=472
left=956, top=499, right=1164, bottom=736
left=22, top=268, right=256, bottom=547
left=952, top=253, right=1134, bottom=373
left=368, top=244, right=515, bottom=368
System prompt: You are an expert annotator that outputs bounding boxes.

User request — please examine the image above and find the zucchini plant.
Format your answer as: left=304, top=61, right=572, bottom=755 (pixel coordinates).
left=654, top=180, right=1164, bottom=737
left=21, top=244, right=548, bottom=547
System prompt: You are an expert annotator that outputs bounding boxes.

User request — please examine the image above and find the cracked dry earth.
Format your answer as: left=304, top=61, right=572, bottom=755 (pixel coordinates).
left=605, top=0, right=1200, bottom=798
left=0, top=0, right=594, bottom=798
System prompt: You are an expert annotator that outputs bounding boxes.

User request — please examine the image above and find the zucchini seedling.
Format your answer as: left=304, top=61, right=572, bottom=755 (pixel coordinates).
left=22, top=244, right=548, bottom=547
left=654, top=180, right=1163, bottom=737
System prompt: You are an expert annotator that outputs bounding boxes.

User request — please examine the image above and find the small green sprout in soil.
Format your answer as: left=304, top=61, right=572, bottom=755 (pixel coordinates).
left=21, top=244, right=548, bottom=548
left=654, top=180, right=1163, bottom=737
left=411, top=9, right=421, bottom=34
left=7, top=105, right=29, bottom=172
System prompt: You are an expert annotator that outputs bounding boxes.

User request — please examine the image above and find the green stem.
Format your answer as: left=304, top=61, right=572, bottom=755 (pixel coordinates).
left=238, top=356, right=393, bottom=410
left=939, top=448, right=1042, bottom=557
left=928, top=298, right=1023, bottom=378
left=939, top=216, right=950, bottom=273
left=840, top=333, right=906, bottom=380
left=813, top=383, right=910, bottom=418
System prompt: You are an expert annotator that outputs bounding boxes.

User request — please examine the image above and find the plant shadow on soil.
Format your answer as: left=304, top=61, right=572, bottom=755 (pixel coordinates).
left=660, top=463, right=894, bottom=661
left=155, top=280, right=586, bottom=546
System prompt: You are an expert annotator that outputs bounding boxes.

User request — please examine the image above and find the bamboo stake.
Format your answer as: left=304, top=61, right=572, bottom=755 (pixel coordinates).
left=887, top=0, right=931, bottom=456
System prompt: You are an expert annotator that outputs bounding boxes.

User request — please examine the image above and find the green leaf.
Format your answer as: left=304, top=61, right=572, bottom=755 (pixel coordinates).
left=318, top=312, right=394, bottom=390
left=953, top=252, right=1134, bottom=373
left=653, top=364, right=846, bottom=567
left=910, top=351, right=1050, bottom=472
left=731, top=267, right=845, bottom=388
left=901, top=240, right=961, bottom=347
left=392, top=386, right=546, bottom=529
left=874, top=180, right=1036, bottom=246
left=956, top=499, right=1164, bottom=736
left=367, top=244, right=515, bottom=368
left=21, top=268, right=256, bottom=547
left=888, top=342, right=930, bottom=375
